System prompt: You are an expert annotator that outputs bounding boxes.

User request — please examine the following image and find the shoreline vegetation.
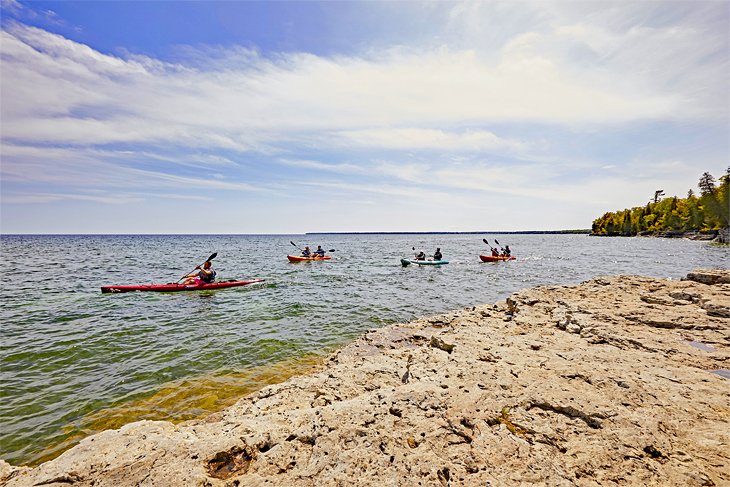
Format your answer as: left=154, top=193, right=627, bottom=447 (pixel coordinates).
left=591, top=169, right=730, bottom=243
left=3, top=269, right=729, bottom=486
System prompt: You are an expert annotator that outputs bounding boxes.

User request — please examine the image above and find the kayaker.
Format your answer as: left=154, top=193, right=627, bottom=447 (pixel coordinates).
left=302, top=246, right=311, bottom=257
left=315, top=246, right=326, bottom=257
left=504, top=245, right=511, bottom=257
left=491, top=248, right=499, bottom=257
left=182, top=260, right=216, bottom=285
left=415, top=250, right=426, bottom=261
left=433, top=248, right=443, bottom=261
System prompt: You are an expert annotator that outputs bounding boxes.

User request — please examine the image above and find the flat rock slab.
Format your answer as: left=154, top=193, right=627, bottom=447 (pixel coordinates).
left=3, top=270, right=729, bottom=486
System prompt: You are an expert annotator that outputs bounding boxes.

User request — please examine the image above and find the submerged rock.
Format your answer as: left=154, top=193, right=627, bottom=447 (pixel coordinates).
left=3, top=269, right=730, bottom=487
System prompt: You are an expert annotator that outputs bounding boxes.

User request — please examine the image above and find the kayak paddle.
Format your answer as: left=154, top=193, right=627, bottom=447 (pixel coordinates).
left=178, top=252, right=217, bottom=283
left=483, top=238, right=496, bottom=251
left=292, top=241, right=334, bottom=253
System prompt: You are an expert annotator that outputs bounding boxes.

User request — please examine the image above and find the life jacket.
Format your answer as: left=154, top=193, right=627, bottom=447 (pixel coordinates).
left=200, top=269, right=216, bottom=283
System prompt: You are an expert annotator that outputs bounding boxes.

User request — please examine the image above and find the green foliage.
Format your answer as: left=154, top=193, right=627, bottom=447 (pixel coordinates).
left=592, top=170, right=729, bottom=236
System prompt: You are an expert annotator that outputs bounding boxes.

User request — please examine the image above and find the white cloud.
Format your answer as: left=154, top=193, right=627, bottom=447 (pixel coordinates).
left=3, top=14, right=717, bottom=154
left=1, top=192, right=144, bottom=205
left=0, top=143, right=261, bottom=193
left=334, top=128, right=526, bottom=152
left=1, top=2, right=727, bottom=232
left=276, top=158, right=365, bottom=174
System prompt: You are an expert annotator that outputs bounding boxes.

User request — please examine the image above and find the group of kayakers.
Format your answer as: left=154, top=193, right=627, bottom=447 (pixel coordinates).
left=412, top=244, right=510, bottom=261
left=490, top=245, right=511, bottom=258
left=413, top=248, right=443, bottom=261
left=181, top=240, right=512, bottom=285
left=301, top=245, right=326, bottom=258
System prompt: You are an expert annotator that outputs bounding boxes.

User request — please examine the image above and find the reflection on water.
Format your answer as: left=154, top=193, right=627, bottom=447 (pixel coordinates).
left=1, top=233, right=727, bottom=465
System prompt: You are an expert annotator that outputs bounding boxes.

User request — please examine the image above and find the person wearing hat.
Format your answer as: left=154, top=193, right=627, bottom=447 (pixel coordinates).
left=433, top=248, right=443, bottom=261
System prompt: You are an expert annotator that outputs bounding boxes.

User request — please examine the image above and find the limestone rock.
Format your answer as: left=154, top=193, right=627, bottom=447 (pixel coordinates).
left=703, top=301, right=730, bottom=318
left=566, top=322, right=582, bottom=334
left=685, top=269, right=730, bottom=285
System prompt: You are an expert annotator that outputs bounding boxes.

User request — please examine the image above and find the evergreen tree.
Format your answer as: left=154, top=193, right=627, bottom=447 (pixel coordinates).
left=591, top=170, right=729, bottom=235
left=698, top=172, right=716, bottom=195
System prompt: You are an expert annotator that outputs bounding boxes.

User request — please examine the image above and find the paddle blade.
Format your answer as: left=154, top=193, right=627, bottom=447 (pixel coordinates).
left=290, top=241, right=297, bottom=247
left=494, top=239, right=500, bottom=246
left=207, top=252, right=217, bottom=262
left=328, top=249, right=336, bottom=252
left=483, top=238, right=489, bottom=245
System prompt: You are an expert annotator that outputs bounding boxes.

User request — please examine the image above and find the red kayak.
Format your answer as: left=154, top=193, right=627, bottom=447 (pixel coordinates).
left=479, top=255, right=516, bottom=262
left=101, top=279, right=265, bottom=294
left=287, top=255, right=331, bottom=262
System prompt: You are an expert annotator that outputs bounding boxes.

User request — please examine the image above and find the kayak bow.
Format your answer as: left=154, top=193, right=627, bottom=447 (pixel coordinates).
left=101, top=279, right=265, bottom=294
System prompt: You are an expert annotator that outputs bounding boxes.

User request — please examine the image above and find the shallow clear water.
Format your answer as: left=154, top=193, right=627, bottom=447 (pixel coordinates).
left=0, top=233, right=727, bottom=465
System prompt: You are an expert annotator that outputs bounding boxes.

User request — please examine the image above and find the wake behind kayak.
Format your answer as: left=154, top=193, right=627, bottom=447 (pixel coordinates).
left=101, top=279, right=265, bottom=294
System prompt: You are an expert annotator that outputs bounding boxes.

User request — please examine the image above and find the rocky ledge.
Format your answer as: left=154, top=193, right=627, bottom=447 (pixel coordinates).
left=2, top=270, right=729, bottom=486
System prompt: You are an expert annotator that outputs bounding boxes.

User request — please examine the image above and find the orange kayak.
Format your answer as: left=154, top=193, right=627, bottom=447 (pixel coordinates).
left=479, top=255, right=516, bottom=262
left=287, top=255, right=331, bottom=262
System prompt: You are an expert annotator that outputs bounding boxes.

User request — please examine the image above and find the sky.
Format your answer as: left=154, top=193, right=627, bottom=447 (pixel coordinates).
left=1, top=0, right=728, bottom=234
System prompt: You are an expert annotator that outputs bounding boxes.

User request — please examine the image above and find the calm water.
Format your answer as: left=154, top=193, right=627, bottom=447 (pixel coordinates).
left=1, top=234, right=727, bottom=465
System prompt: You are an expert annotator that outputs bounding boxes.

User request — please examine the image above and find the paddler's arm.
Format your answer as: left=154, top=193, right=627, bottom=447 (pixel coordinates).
left=185, top=266, right=201, bottom=278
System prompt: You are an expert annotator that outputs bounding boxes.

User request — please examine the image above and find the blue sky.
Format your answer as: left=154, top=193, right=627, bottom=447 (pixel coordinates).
left=1, top=0, right=728, bottom=233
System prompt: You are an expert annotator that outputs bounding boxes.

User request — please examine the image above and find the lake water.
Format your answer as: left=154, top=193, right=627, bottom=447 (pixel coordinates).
left=1, top=233, right=727, bottom=465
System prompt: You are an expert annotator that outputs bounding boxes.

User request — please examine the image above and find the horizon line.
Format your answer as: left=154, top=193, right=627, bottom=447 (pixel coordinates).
left=0, top=229, right=592, bottom=237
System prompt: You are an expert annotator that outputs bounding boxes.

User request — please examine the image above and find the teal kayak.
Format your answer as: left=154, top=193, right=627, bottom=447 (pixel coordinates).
left=401, top=258, right=449, bottom=267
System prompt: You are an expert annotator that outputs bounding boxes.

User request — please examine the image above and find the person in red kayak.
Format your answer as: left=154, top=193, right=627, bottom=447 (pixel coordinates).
left=183, top=260, right=216, bottom=285
left=314, top=246, right=326, bottom=257
left=302, top=246, right=311, bottom=257
left=491, top=247, right=499, bottom=257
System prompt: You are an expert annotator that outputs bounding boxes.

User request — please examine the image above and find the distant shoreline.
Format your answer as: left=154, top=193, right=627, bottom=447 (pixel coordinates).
left=1, top=230, right=592, bottom=237
left=306, top=230, right=591, bottom=235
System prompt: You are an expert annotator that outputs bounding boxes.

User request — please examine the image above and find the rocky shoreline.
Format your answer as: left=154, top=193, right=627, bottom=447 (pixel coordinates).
left=590, top=230, right=728, bottom=242
left=2, top=269, right=729, bottom=486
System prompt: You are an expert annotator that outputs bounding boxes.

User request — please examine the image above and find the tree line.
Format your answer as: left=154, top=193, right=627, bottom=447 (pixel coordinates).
left=591, top=169, right=729, bottom=236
